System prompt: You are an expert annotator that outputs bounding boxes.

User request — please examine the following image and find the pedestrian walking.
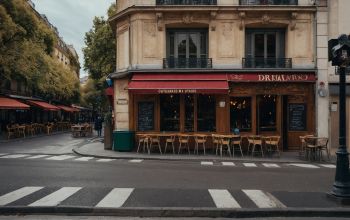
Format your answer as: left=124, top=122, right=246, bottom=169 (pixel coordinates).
left=94, top=116, right=103, bottom=137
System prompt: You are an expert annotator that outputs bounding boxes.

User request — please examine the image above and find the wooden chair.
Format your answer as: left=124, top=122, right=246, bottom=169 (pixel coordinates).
left=194, top=134, right=207, bottom=155
left=265, top=136, right=281, bottom=157
left=26, top=124, right=35, bottom=136
left=217, top=135, right=232, bottom=157
left=149, top=135, right=162, bottom=154
left=231, top=135, right=244, bottom=157
left=305, top=136, right=318, bottom=161
left=178, top=134, right=191, bottom=154
left=317, top=137, right=330, bottom=161
left=247, top=135, right=255, bottom=155
left=212, top=134, right=221, bottom=155
left=299, top=135, right=314, bottom=158
left=46, top=123, right=53, bottom=135
left=136, top=134, right=150, bottom=154
left=251, top=135, right=263, bottom=157
left=164, top=134, right=176, bottom=154
left=6, top=125, right=16, bottom=139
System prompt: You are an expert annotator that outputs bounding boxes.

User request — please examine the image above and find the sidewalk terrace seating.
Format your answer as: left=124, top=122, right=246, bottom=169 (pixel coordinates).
left=71, top=123, right=93, bottom=138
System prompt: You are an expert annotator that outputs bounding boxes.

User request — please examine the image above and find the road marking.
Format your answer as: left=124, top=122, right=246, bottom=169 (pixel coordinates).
left=319, top=164, right=336, bottom=168
left=75, top=157, right=94, bottom=161
left=29, top=187, right=82, bottom=207
left=26, top=155, right=49, bottom=159
left=243, top=190, right=286, bottom=208
left=0, top=154, right=7, bottom=156
left=201, top=161, right=213, bottom=166
left=97, top=159, right=115, bottom=162
left=262, top=163, right=280, bottom=168
left=129, top=159, right=143, bottom=163
left=243, top=163, right=257, bottom=167
left=222, top=162, right=235, bottom=166
left=95, top=188, right=134, bottom=208
left=288, top=163, right=320, bottom=169
left=0, top=154, right=29, bottom=159
left=0, top=187, right=43, bottom=206
left=208, top=189, right=241, bottom=208
left=46, top=155, right=76, bottom=161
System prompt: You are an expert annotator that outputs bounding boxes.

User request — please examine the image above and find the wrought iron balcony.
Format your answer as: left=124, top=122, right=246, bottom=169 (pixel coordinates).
left=239, top=0, right=298, bottom=5
left=156, top=0, right=217, bottom=5
left=242, top=57, right=292, bottom=68
left=163, top=58, right=213, bottom=69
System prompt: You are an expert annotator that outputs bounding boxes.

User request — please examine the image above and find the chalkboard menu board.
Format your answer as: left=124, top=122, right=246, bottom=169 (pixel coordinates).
left=138, top=102, right=154, bottom=131
left=289, top=103, right=307, bottom=131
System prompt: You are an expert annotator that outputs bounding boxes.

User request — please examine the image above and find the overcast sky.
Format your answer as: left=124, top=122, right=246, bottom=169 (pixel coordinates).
left=31, top=0, right=115, bottom=78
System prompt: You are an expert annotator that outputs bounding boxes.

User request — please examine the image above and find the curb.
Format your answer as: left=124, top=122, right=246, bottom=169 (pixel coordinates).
left=0, top=207, right=350, bottom=218
left=72, top=147, right=336, bottom=164
left=0, top=131, right=70, bottom=144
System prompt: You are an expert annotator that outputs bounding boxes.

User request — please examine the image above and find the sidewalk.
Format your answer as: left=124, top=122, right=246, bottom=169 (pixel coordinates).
left=73, top=140, right=336, bottom=163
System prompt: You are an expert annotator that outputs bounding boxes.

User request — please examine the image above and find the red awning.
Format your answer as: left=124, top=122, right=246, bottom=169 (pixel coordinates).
left=0, top=97, right=30, bottom=110
left=128, top=73, right=229, bottom=94
left=57, top=105, right=79, bottom=112
left=27, top=100, right=60, bottom=111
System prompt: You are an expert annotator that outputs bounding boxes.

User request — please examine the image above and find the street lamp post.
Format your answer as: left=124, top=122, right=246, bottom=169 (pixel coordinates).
left=329, top=34, right=350, bottom=202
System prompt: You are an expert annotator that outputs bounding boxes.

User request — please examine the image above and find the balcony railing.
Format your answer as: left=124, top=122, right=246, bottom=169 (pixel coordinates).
left=239, top=0, right=298, bottom=5
left=156, top=0, right=217, bottom=5
left=163, top=58, right=213, bottom=69
left=242, top=57, right=292, bottom=68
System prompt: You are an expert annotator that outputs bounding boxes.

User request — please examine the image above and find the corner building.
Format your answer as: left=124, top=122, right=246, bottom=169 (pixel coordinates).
left=110, top=0, right=317, bottom=151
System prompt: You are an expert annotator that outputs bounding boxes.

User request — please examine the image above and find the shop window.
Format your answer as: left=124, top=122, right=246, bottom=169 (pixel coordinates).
left=197, top=95, right=216, bottom=132
left=258, top=95, right=277, bottom=131
left=184, top=95, right=194, bottom=132
left=230, top=97, right=252, bottom=132
left=160, top=95, right=180, bottom=131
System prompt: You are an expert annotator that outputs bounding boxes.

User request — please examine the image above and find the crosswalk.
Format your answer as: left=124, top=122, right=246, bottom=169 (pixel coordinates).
left=0, top=186, right=289, bottom=209
left=0, top=153, right=336, bottom=169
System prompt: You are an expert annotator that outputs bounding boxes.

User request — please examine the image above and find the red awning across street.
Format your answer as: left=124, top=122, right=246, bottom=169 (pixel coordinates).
left=27, top=100, right=60, bottom=111
left=0, top=97, right=30, bottom=110
left=57, top=105, right=79, bottom=112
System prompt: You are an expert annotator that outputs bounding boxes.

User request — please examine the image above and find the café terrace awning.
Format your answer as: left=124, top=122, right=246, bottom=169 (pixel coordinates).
left=57, top=105, right=80, bottom=113
left=26, top=100, right=60, bottom=111
left=128, top=73, right=229, bottom=94
left=0, top=97, right=30, bottom=110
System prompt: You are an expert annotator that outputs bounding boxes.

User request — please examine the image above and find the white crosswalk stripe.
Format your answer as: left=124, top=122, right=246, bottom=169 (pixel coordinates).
left=201, top=161, right=213, bottom=166
left=95, top=188, right=134, bottom=208
left=243, top=163, right=257, bottom=167
left=319, top=164, right=336, bottom=168
left=97, top=159, right=115, bottom=162
left=0, top=154, right=29, bottom=159
left=0, top=153, right=7, bottom=156
left=288, top=163, right=320, bottom=169
left=242, top=189, right=286, bottom=208
left=26, top=155, right=49, bottom=159
left=29, top=187, right=82, bottom=207
left=262, top=163, right=280, bottom=168
left=222, top=162, right=235, bottom=166
left=129, top=159, right=143, bottom=163
left=0, top=187, right=43, bottom=206
left=75, top=157, right=94, bottom=161
left=46, top=155, right=76, bottom=161
left=209, top=189, right=241, bottom=208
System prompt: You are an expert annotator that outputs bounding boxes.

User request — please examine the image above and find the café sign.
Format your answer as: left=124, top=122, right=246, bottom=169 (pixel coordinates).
left=228, top=73, right=316, bottom=82
left=158, top=89, right=197, bottom=94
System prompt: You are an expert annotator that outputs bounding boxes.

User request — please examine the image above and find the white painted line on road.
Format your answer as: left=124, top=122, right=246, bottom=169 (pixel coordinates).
left=26, top=155, right=49, bottom=159
left=95, top=188, right=134, bottom=208
left=201, top=161, right=213, bottom=166
left=46, top=155, right=76, bottom=161
left=75, top=157, right=94, bottom=161
left=29, top=187, right=82, bottom=207
left=262, top=163, right=280, bottom=168
left=288, top=163, right=320, bottom=169
left=209, top=189, right=241, bottom=208
left=243, top=163, right=257, bottom=167
left=0, top=187, right=43, bottom=206
left=319, top=164, right=336, bottom=168
left=97, top=159, right=115, bottom=162
left=0, top=154, right=29, bottom=159
left=129, top=159, right=143, bottom=163
left=0, top=153, right=7, bottom=156
left=222, top=162, right=235, bottom=166
left=243, top=190, right=286, bottom=208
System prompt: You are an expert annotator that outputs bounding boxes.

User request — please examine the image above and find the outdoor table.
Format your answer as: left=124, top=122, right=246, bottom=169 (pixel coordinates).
left=71, top=125, right=84, bottom=137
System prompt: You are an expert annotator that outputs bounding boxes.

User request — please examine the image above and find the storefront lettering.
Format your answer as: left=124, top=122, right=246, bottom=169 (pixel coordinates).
left=228, top=74, right=313, bottom=82
left=158, top=89, right=197, bottom=94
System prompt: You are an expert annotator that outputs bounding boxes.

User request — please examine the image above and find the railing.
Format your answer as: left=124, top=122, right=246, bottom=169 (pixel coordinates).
left=239, top=0, right=298, bottom=5
left=156, top=0, right=217, bottom=5
left=163, top=58, right=213, bottom=69
left=242, top=57, right=292, bottom=68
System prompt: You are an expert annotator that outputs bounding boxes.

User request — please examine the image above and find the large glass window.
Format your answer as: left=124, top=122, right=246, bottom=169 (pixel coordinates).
left=230, top=97, right=252, bottom=132
left=160, top=95, right=180, bottom=131
left=197, top=95, right=216, bottom=132
left=184, top=95, right=194, bottom=132
left=258, top=95, right=277, bottom=131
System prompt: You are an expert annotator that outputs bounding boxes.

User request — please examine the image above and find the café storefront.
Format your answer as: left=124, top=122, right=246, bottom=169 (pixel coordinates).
left=127, top=72, right=316, bottom=151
